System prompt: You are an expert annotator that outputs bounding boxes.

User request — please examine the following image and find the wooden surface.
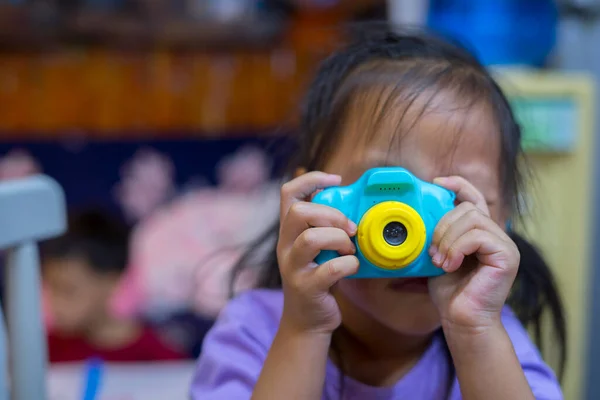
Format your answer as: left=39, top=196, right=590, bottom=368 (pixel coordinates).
left=0, top=7, right=350, bottom=138
left=0, top=50, right=320, bottom=136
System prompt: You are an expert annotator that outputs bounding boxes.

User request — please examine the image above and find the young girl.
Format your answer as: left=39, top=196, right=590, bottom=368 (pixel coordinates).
left=191, top=28, right=566, bottom=399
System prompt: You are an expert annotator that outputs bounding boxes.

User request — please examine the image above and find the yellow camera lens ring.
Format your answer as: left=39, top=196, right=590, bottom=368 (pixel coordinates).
left=356, top=201, right=426, bottom=270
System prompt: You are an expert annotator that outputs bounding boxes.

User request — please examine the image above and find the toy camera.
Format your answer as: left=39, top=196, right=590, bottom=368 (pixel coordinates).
left=312, top=167, right=455, bottom=278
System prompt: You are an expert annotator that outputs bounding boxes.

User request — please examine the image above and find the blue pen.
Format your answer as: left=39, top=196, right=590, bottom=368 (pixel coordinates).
left=82, top=358, right=103, bottom=400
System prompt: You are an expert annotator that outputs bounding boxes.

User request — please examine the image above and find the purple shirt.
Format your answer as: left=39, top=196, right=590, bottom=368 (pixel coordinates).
left=191, top=289, right=563, bottom=399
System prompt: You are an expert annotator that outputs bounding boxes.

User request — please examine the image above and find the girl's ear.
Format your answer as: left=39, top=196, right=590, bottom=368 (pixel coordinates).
left=294, top=167, right=307, bottom=178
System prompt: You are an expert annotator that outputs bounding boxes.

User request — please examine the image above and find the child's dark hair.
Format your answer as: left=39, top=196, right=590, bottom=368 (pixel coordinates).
left=232, top=26, right=567, bottom=390
left=41, top=209, right=130, bottom=275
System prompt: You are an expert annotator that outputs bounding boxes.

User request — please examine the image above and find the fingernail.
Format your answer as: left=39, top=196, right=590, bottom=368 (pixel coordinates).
left=433, top=177, right=447, bottom=184
left=432, top=252, right=443, bottom=265
left=429, top=245, right=438, bottom=257
left=345, top=257, right=360, bottom=273
left=348, top=221, right=357, bottom=234
left=441, top=259, right=449, bottom=271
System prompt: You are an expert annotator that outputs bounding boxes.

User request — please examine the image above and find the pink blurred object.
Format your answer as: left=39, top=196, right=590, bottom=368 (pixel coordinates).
left=0, top=149, right=41, bottom=180
left=114, top=148, right=176, bottom=223
left=216, top=146, right=271, bottom=192
left=111, top=147, right=279, bottom=320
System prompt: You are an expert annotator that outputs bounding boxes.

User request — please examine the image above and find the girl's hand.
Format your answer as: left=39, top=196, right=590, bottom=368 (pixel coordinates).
left=428, top=176, right=520, bottom=334
left=277, top=172, right=359, bottom=334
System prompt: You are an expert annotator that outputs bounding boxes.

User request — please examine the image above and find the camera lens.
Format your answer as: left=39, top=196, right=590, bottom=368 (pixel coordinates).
left=382, top=221, right=408, bottom=246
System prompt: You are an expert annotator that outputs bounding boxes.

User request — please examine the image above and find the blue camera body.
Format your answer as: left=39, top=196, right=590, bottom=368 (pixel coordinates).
left=312, top=167, right=455, bottom=278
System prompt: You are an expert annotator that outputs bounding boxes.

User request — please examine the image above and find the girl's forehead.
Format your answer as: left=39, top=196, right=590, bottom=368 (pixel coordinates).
left=326, top=89, right=502, bottom=200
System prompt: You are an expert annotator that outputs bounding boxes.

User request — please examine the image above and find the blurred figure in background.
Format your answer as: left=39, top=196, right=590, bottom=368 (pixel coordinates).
left=41, top=210, right=186, bottom=363
left=110, top=146, right=278, bottom=358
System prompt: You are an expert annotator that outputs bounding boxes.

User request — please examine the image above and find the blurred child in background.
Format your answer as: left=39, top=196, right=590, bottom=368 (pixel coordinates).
left=42, top=210, right=186, bottom=363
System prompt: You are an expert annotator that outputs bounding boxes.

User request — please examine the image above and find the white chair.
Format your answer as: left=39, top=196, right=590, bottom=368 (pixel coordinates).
left=0, top=175, right=66, bottom=400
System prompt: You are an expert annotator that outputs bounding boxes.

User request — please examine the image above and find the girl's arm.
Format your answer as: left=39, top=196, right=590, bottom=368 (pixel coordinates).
left=252, top=171, right=359, bottom=399
left=429, top=176, right=554, bottom=400
left=445, top=321, right=535, bottom=400
left=252, top=321, right=331, bottom=400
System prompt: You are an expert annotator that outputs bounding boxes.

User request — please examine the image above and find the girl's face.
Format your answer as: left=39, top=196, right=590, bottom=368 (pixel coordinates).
left=323, top=88, right=504, bottom=337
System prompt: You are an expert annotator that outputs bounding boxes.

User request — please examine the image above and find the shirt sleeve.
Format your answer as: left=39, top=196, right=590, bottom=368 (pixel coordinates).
left=451, top=307, right=563, bottom=400
left=190, top=292, right=275, bottom=400
left=502, top=308, right=563, bottom=400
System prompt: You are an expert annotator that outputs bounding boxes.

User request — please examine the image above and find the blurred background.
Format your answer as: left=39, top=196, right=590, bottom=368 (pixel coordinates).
left=0, top=0, right=599, bottom=399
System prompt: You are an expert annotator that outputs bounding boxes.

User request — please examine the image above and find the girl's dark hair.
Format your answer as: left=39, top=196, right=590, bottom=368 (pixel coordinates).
left=232, top=25, right=567, bottom=389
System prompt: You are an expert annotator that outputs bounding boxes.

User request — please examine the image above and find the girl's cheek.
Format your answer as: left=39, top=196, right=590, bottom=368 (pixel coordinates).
left=490, top=204, right=506, bottom=227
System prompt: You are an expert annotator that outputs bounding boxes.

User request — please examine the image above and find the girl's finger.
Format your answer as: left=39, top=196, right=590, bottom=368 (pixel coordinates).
left=280, top=202, right=356, bottom=250
left=433, top=176, right=490, bottom=216
left=433, top=207, right=507, bottom=266
left=432, top=202, right=479, bottom=249
left=280, top=172, right=341, bottom=219
left=309, top=255, right=360, bottom=292
left=284, top=227, right=355, bottom=273
left=440, top=229, right=517, bottom=274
